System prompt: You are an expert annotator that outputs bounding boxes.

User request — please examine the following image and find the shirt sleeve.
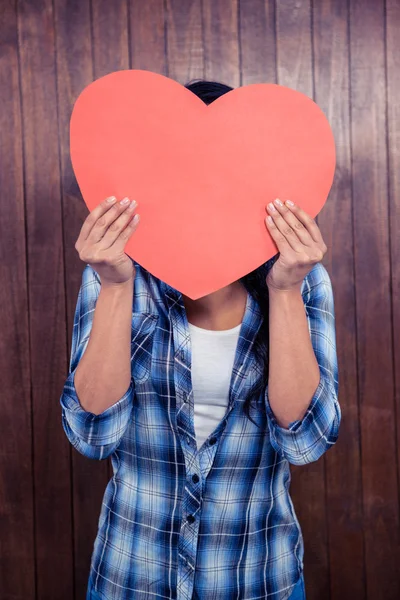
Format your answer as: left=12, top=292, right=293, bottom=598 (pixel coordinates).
left=59, top=264, right=134, bottom=460
left=265, top=263, right=341, bottom=466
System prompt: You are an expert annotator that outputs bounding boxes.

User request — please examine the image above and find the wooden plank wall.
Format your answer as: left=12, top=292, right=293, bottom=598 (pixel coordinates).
left=0, top=0, right=399, bottom=598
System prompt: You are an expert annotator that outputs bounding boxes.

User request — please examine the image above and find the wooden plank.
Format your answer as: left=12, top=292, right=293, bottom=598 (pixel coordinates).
left=239, top=0, right=276, bottom=85
left=312, top=1, right=365, bottom=598
left=276, top=0, right=313, bottom=95
left=17, top=0, right=74, bottom=597
left=202, top=0, right=240, bottom=87
left=129, top=0, right=166, bottom=74
left=386, top=0, right=400, bottom=547
left=349, top=0, right=400, bottom=597
left=91, top=0, right=129, bottom=75
left=52, top=1, right=110, bottom=597
left=0, top=1, right=36, bottom=597
left=166, top=0, right=204, bottom=84
left=275, top=2, right=330, bottom=598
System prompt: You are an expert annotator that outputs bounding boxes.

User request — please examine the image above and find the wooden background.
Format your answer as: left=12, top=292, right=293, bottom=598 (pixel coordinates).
left=1, top=0, right=399, bottom=598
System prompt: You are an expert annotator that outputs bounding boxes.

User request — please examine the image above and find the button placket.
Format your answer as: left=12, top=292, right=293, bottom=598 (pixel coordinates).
left=165, top=291, right=201, bottom=600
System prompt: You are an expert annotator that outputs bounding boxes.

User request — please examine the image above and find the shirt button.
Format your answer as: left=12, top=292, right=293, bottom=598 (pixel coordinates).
left=192, top=473, right=199, bottom=483
left=187, top=514, right=195, bottom=523
left=183, top=394, right=188, bottom=403
left=186, top=435, right=191, bottom=445
left=209, top=436, right=217, bottom=445
left=180, top=350, right=185, bottom=361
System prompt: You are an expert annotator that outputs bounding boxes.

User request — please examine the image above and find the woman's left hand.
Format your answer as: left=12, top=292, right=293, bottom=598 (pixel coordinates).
left=265, top=198, right=328, bottom=292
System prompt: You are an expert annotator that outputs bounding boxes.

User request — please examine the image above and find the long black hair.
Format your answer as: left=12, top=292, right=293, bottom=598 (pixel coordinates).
left=185, top=79, right=280, bottom=428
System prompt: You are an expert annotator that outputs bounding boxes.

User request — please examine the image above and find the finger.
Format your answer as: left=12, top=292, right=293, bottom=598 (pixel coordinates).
left=284, top=200, right=324, bottom=245
left=267, top=199, right=314, bottom=248
left=86, top=197, right=136, bottom=245
left=98, top=200, right=138, bottom=249
left=266, top=201, right=305, bottom=252
left=78, top=196, right=119, bottom=244
left=105, top=213, right=141, bottom=253
left=265, top=214, right=294, bottom=256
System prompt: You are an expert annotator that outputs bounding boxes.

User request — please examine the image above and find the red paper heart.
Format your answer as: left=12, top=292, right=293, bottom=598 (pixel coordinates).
left=70, top=69, right=335, bottom=299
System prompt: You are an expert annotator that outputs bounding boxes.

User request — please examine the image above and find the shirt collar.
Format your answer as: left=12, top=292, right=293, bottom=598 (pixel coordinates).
left=160, top=277, right=264, bottom=342
left=159, top=278, right=185, bottom=310
left=137, top=260, right=265, bottom=343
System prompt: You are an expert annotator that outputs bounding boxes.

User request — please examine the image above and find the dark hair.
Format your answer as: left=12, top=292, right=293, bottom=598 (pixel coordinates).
left=185, top=79, right=279, bottom=428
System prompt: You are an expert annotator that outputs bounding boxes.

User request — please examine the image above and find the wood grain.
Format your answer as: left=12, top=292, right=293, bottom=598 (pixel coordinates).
left=386, top=3, right=400, bottom=566
left=275, top=2, right=330, bottom=598
left=239, top=0, right=276, bottom=85
left=166, top=0, right=204, bottom=83
left=0, top=1, right=35, bottom=597
left=17, top=0, right=74, bottom=597
left=312, top=1, right=365, bottom=598
left=202, top=0, right=240, bottom=87
left=129, top=0, right=166, bottom=75
left=53, top=1, right=112, bottom=597
left=349, top=0, right=400, bottom=597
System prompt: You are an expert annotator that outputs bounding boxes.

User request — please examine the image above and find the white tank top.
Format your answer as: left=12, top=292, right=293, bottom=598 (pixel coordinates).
left=188, top=321, right=242, bottom=451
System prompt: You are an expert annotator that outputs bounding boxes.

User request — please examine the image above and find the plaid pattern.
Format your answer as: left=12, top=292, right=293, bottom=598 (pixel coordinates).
left=60, top=258, right=340, bottom=600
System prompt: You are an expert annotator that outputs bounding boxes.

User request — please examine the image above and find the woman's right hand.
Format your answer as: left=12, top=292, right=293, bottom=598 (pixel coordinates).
left=75, top=195, right=140, bottom=286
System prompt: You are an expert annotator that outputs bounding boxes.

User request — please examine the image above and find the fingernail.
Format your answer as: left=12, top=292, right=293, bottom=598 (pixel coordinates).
left=274, top=198, right=283, bottom=207
left=120, top=197, right=130, bottom=205
left=106, top=196, right=116, bottom=203
left=130, top=199, right=137, bottom=209
left=285, top=200, right=294, bottom=206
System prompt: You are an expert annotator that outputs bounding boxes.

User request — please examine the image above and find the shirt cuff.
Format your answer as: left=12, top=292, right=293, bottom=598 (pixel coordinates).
left=265, top=374, right=340, bottom=464
left=60, top=368, right=134, bottom=447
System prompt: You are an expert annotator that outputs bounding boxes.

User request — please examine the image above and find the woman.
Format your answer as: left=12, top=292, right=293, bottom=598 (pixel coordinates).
left=60, top=80, right=340, bottom=600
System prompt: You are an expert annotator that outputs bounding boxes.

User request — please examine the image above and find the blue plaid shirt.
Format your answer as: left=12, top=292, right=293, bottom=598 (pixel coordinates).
left=60, top=258, right=340, bottom=600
